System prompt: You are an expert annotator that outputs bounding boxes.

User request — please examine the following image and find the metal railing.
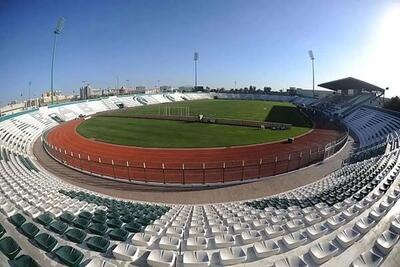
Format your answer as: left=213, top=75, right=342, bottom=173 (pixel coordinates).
left=42, top=133, right=348, bottom=186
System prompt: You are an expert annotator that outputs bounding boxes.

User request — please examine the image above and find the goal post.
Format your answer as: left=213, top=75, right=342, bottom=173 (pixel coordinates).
left=162, top=106, right=190, bottom=117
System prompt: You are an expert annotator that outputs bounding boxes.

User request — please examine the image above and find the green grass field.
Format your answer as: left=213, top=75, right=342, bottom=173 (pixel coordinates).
left=77, top=99, right=313, bottom=148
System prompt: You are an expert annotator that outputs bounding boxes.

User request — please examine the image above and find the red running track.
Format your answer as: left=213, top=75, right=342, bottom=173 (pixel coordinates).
left=44, top=119, right=345, bottom=184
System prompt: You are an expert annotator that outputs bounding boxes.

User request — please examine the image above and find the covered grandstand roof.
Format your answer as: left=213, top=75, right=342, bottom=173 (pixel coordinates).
left=318, top=77, right=385, bottom=93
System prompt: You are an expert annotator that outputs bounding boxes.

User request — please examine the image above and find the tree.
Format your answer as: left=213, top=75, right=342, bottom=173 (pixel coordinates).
left=263, top=87, right=272, bottom=93
left=384, top=96, right=400, bottom=112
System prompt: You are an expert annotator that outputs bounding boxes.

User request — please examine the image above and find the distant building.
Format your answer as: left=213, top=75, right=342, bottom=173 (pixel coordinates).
left=160, top=85, right=172, bottom=92
left=119, top=87, right=128, bottom=95
left=290, top=87, right=333, bottom=99
left=135, top=86, right=146, bottom=93
left=80, top=85, right=92, bottom=99
left=145, top=88, right=160, bottom=94
left=178, top=86, right=194, bottom=92
left=41, top=90, right=72, bottom=103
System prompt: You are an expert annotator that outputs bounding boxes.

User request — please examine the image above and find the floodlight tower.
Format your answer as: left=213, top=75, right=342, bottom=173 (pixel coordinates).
left=308, top=50, right=315, bottom=97
left=50, top=17, right=65, bottom=105
left=28, top=81, right=32, bottom=105
left=194, top=52, right=199, bottom=90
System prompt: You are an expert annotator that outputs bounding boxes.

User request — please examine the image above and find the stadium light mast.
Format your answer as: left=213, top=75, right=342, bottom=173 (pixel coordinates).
left=194, top=52, right=199, bottom=90
left=50, top=17, right=65, bottom=105
left=28, top=81, right=32, bottom=106
left=308, top=50, right=315, bottom=97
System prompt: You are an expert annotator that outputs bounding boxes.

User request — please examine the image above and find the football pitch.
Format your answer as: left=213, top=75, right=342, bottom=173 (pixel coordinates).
left=76, top=99, right=313, bottom=148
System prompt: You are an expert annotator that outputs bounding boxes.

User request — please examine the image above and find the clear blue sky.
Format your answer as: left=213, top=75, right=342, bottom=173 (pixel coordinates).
left=1, top=0, right=399, bottom=105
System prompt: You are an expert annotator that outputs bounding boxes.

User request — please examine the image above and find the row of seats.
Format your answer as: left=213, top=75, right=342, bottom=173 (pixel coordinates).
left=344, top=107, right=400, bottom=149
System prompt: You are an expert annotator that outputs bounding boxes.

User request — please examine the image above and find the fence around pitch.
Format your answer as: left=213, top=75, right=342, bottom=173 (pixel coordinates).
left=42, top=133, right=348, bottom=185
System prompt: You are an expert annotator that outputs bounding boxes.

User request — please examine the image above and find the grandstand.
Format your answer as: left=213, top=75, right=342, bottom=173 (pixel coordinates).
left=0, top=89, right=400, bottom=267
left=317, top=77, right=385, bottom=118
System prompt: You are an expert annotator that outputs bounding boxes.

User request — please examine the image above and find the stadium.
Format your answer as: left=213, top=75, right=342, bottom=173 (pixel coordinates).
left=1, top=82, right=400, bottom=267
left=2, top=1, right=400, bottom=267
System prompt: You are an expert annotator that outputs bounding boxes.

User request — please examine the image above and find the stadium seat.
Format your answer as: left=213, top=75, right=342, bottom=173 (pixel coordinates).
left=9, top=213, right=26, bottom=227
left=88, top=223, right=108, bottom=235
left=49, top=220, right=68, bottom=234
left=65, top=228, right=87, bottom=244
left=336, top=228, right=361, bottom=248
left=219, top=246, right=247, bottom=265
left=131, top=232, right=157, bottom=247
left=9, top=255, right=40, bottom=267
left=350, top=250, right=383, bottom=267
left=374, top=230, right=399, bottom=255
left=147, top=250, right=176, bottom=267
left=253, top=240, right=280, bottom=258
left=309, top=241, right=339, bottom=264
left=186, top=236, right=208, bottom=250
left=282, top=231, right=307, bottom=249
left=108, top=228, right=128, bottom=241
left=183, top=251, right=210, bottom=267
left=273, top=255, right=308, bottom=267
left=34, top=233, right=58, bottom=252
left=20, top=222, right=40, bottom=239
left=214, top=234, right=235, bottom=248
left=85, top=257, right=117, bottom=267
left=86, top=236, right=110, bottom=253
left=112, top=243, right=143, bottom=261
left=159, top=235, right=181, bottom=250
left=0, top=236, right=21, bottom=259
left=54, top=245, right=84, bottom=267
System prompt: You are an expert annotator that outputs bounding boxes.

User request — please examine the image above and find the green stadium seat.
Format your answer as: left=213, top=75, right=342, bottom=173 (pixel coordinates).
left=65, top=228, right=87, bottom=244
left=0, top=236, right=21, bottom=259
left=78, top=211, right=93, bottom=221
left=36, top=212, right=53, bottom=226
left=107, top=212, right=120, bottom=220
left=85, top=236, right=110, bottom=253
left=34, top=233, right=57, bottom=253
left=119, top=209, right=130, bottom=217
left=59, top=212, right=75, bottom=224
left=108, top=228, right=128, bottom=241
left=121, top=214, right=135, bottom=223
left=107, top=218, right=123, bottom=228
left=9, top=213, right=26, bottom=227
left=9, top=255, right=41, bottom=267
left=124, top=221, right=142, bottom=233
left=58, top=190, right=170, bottom=236
left=92, top=214, right=107, bottom=224
left=94, top=210, right=107, bottom=217
left=146, top=212, right=158, bottom=220
left=136, top=217, right=152, bottom=226
left=0, top=223, right=6, bottom=238
left=54, top=246, right=84, bottom=267
left=88, top=223, right=108, bottom=235
left=20, top=222, right=40, bottom=239
left=49, top=220, right=68, bottom=234
left=72, top=218, right=90, bottom=230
